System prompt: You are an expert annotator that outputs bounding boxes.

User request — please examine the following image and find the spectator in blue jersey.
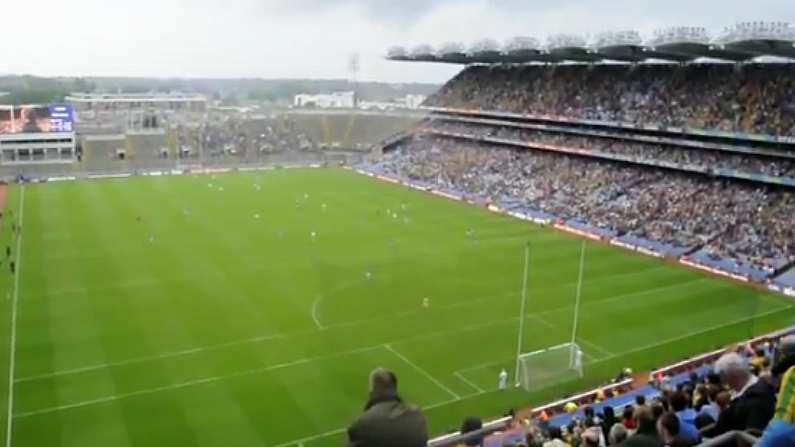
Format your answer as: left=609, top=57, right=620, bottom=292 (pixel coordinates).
left=668, top=392, right=699, bottom=444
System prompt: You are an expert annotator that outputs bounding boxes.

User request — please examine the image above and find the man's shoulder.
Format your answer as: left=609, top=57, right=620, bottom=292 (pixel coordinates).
left=356, top=400, right=424, bottom=422
left=744, top=379, right=776, bottom=400
left=619, top=433, right=662, bottom=447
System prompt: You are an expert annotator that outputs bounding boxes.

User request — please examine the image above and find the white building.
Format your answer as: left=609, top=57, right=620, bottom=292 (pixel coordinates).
left=404, top=94, right=426, bottom=109
left=359, top=94, right=427, bottom=111
left=293, top=91, right=355, bottom=109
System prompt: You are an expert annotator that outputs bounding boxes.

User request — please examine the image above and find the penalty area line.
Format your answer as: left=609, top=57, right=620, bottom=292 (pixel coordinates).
left=384, top=344, right=460, bottom=400
left=454, top=371, right=485, bottom=394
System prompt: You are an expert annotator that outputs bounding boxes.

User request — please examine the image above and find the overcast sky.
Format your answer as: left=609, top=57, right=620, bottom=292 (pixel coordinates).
left=3, top=0, right=793, bottom=83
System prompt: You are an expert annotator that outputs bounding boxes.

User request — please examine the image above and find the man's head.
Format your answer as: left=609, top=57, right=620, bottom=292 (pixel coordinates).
left=460, top=416, right=483, bottom=446
left=635, top=395, right=646, bottom=406
left=656, top=412, right=680, bottom=443
left=581, top=427, right=600, bottom=447
left=714, top=352, right=751, bottom=393
left=634, top=406, right=657, bottom=434
left=669, top=391, right=689, bottom=412
left=369, top=367, right=398, bottom=395
left=548, top=426, right=562, bottom=440
left=608, top=423, right=627, bottom=445
left=777, top=335, right=795, bottom=359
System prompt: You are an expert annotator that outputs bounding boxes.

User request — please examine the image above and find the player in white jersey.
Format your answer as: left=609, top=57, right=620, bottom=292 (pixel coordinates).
left=498, top=369, right=508, bottom=390
left=574, top=347, right=584, bottom=377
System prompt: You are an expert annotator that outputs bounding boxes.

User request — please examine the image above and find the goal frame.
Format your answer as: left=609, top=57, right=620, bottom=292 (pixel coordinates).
left=513, top=241, right=587, bottom=387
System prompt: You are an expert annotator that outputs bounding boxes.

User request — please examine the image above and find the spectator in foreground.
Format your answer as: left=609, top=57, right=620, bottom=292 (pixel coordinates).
left=619, top=406, right=661, bottom=447
left=757, top=362, right=795, bottom=447
left=608, top=423, right=628, bottom=445
left=543, top=426, right=571, bottom=447
left=703, top=352, right=776, bottom=437
left=601, top=406, right=618, bottom=441
left=656, top=412, right=692, bottom=447
left=347, top=367, right=428, bottom=447
left=457, top=416, right=483, bottom=447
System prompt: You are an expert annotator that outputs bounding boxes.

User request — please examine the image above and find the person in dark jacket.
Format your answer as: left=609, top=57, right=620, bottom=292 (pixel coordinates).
left=347, top=367, right=428, bottom=447
left=771, top=336, right=795, bottom=381
left=601, top=406, right=618, bottom=444
left=619, top=406, right=661, bottom=447
left=703, top=353, right=776, bottom=437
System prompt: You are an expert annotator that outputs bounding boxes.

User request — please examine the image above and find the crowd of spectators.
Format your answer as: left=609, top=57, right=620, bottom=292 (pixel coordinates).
left=424, top=64, right=795, bottom=137
left=377, top=134, right=795, bottom=270
left=425, top=120, right=795, bottom=180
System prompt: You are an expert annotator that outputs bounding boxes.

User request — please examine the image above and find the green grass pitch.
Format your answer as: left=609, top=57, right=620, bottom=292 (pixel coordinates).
left=0, top=168, right=792, bottom=447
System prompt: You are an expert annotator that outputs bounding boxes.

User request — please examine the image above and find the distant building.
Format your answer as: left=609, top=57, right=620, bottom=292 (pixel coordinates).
left=404, top=94, right=426, bottom=109
left=293, top=92, right=355, bottom=109
left=65, top=92, right=208, bottom=112
left=359, top=94, right=427, bottom=111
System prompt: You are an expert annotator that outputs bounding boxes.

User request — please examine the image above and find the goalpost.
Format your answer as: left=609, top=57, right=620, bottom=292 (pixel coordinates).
left=514, top=241, right=587, bottom=391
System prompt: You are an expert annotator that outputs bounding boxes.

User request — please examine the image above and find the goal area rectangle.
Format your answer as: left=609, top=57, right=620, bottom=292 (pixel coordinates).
left=516, top=342, right=583, bottom=392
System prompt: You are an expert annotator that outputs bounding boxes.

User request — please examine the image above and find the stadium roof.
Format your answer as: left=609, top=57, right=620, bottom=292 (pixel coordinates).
left=387, top=22, right=795, bottom=65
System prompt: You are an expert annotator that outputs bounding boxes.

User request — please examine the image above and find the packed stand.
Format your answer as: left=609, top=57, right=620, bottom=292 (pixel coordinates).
left=377, top=134, right=795, bottom=271
left=425, top=64, right=795, bottom=137
left=425, top=120, right=795, bottom=180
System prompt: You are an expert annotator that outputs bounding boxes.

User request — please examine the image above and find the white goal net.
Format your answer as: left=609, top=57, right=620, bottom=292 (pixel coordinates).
left=516, top=342, right=583, bottom=392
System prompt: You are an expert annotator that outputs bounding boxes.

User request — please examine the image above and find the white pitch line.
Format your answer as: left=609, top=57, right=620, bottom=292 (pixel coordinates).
left=15, top=333, right=284, bottom=383
left=384, top=344, right=460, bottom=400
left=311, top=296, right=324, bottom=330
left=14, top=376, right=219, bottom=419
left=527, top=314, right=556, bottom=329
left=577, top=338, right=615, bottom=358
left=454, top=371, right=485, bottom=394
left=14, top=345, right=383, bottom=419
left=589, top=304, right=794, bottom=364
left=5, top=185, right=24, bottom=447
left=272, top=428, right=347, bottom=447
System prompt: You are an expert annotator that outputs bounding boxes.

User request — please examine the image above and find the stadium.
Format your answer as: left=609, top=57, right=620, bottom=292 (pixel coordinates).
left=1, top=18, right=795, bottom=447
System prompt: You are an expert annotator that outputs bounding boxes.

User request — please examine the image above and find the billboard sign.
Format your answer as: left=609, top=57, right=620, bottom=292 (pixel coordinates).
left=0, top=104, right=75, bottom=134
